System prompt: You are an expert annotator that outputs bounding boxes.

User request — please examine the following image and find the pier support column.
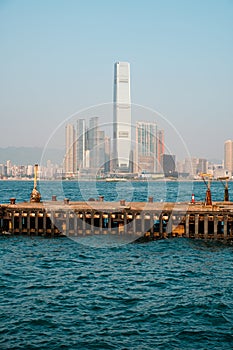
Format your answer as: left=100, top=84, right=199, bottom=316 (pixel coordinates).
left=66, top=211, right=70, bottom=237
left=195, top=214, right=199, bottom=239
left=10, top=211, right=15, bottom=234
left=230, top=217, right=233, bottom=238
left=166, top=215, right=172, bottom=237
left=204, top=214, right=208, bottom=239
left=214, top=215, right=218, bottom=240
left=19, top=211, right=22, bottom=234
left=224, top=215, right=228, bottom=240
left=27, top=211, right=31, bottom=235
left=74, top=213, right=78, bottom=236
left=99, top=213, right=103, bottom=233
left=150, top=214, right=154, bottom=235
left=132, top=213, right=136, bottom=233
left=35, top=211, right=38, bottom=235
left=43, top=211, right=47, bottom=233
left=91, top=212, right=94, bottom=233
left=159, top=214, right=163, bottom=238
left=50, top=211, right=55, bottom=236
left=108, top=213, right=111, bottom=233
left=124, top=212, right=127, bottom=234
left=82, top=212, right=86, bottom=233
left=141, top=213, right=145, bottom=235
left=185, top=214, right=190, bottom=238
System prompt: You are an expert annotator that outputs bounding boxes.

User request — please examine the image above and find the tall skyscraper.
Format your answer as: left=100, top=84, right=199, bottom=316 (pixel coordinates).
left=76, top=119, right=86, bottom=170
left=135, top=121, right=157, bottom=173
left=113, top=62, right=131, bottom=171
left=84, top=116, right=106, bottom=172
left=65, top=124, right=76, bottom=176
left=157, top=130, right=164, bottom=173
left=224, top=140, right=233, bottom=175
left=88, top=116, right=99, bottom=169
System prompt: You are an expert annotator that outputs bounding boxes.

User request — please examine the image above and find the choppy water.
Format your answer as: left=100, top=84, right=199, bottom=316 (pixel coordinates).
left=0, top=179, right=232, bottom=203
left=1, top=181, right=233, bottom=349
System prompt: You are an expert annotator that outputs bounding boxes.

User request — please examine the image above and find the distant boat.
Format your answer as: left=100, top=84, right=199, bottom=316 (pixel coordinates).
left=105, top=178, right=128, bottom=182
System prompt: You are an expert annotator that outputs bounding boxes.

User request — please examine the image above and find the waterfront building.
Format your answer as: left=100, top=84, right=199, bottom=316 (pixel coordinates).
left=0, top=164, right=7, bottom=178
left=27, top=165, right=34, bottom=177
left=135, top=121, right=157, bottom=173
left=183, top=157, right=198, bottom=177
left=65, top=123, right=76, bottom=176
left=197, top=158, right=208, bottom=175
left=162, top=154, right=177, bottom=177
left=6, top=160, right=12, bottom=176
left=113, top=62, right=131, bottom=171
left=224, top=140, right=233, bottom=175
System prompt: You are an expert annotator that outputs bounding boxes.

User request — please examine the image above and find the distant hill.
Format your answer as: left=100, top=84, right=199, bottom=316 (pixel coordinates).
left=0, top=147, right=65, bottom=165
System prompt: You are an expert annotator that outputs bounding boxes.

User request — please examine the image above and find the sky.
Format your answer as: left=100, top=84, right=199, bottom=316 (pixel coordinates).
left=0, top=0, right=233, bottom=161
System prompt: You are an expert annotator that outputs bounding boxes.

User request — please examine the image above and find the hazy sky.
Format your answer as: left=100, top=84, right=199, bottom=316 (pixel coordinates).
left=0, top=0, right=233, bottom=160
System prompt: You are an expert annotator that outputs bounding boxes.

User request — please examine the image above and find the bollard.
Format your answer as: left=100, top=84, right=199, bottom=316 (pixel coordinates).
left=52, top=195, right=57, bottom=201
left=10, top=198, right=16, bottom=205
left=148, top=196, right=153, bottom=203
left=191, top=193, right=195, bottom=204
left=64, top=198, right=69, bottom=205
left=120, top=199, right=126, bottom=206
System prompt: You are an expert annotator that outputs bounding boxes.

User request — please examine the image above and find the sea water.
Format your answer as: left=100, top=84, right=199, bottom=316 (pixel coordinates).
left=1, top=181, right=233, bottom=349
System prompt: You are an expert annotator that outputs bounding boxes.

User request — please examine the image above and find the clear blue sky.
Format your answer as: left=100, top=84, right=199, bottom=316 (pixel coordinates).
left=0, top=0, right=233, bottom=160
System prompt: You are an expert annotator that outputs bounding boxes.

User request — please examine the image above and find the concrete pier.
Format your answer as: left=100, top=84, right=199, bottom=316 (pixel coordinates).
left=1, top=198, right=233, bottom=241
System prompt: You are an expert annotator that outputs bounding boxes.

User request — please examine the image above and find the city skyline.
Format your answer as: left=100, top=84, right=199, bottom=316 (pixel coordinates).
left=0, top=1, right=233, bottom=161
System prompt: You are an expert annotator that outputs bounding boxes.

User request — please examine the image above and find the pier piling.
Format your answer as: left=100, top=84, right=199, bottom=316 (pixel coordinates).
left=1, top=197, right=233, bottom=241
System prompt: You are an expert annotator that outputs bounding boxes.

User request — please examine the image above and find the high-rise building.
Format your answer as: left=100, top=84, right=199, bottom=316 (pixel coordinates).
left=76, top=119, right=86, bottom=170
left=197, top=158, right=208, bottom=174
left=97, top=130, right=105, bottom=170
left=157, top=130, right=164, bottom=173
left=85, top=117, right=106, bottom=172
left=135, top=121, right=157, bottom=173
left=104, top=136, right=111, bottom=173
left=65, top=123, right=76, bottom=176
left=224, top=140, right=233, bottom=175
left=6, top=160, right=12, bottom=176
left=88, top=116, right=99, bottom=169
left=113, top=61, right=131, bottom=171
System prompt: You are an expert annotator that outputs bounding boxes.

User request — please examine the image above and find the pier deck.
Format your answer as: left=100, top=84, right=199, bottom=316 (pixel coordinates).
left=1, top=198, right=233, bottom=241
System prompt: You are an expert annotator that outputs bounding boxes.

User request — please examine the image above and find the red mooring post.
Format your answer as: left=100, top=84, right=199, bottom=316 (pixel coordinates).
left=191, top=193, right=195, bottom=204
